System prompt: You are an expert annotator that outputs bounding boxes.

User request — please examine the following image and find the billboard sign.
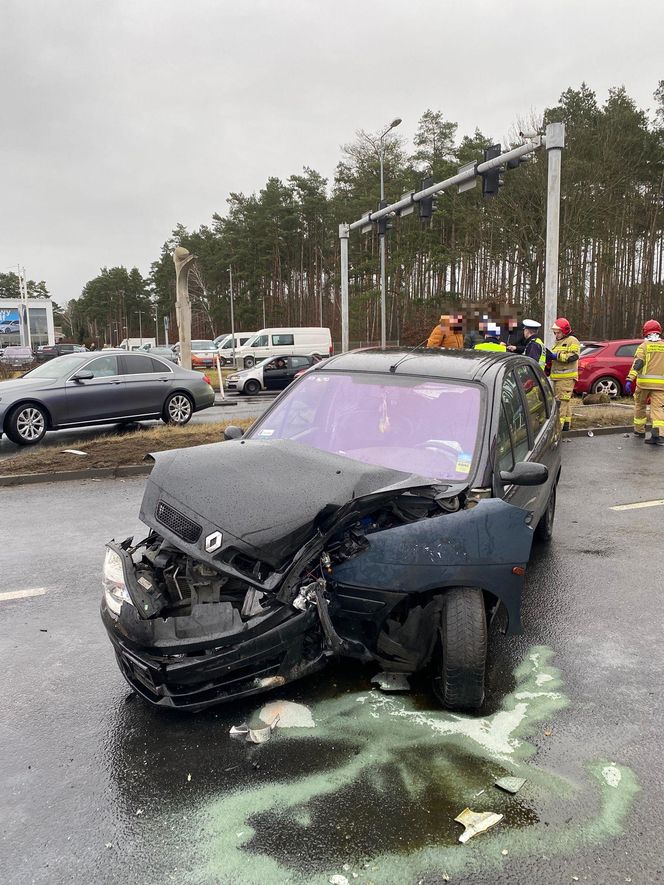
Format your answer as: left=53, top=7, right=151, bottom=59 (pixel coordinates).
left=0, top=308, right=21, bottom=342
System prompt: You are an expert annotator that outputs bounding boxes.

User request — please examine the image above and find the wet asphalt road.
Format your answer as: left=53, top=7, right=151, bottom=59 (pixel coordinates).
left=0, top=395, right=272, bottom=461
left=1, top=434, right=663, bottom=884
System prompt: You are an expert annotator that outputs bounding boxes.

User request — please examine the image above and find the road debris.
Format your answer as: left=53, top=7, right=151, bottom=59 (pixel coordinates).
left=229, top=723, right=249, bottom=737
left=247, top=715, right=280, bottom=744
left=258, top=700, right=315, bottom=728
left=61, top=449, right=88, bottom=456
left=329, top=876, right=349, bottom=885
left=544, top=728, right=553, bottom=736
left=454, top=808, right=503, bottom=843
left=371, top=671, right=411, bottom=692
left=495, top=776, right=526, bottom=794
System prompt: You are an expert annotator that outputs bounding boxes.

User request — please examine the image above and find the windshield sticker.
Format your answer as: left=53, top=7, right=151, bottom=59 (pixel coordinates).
left=455, top=452, right=472, bottom=474
left=256, top=429, right=274, bottom=438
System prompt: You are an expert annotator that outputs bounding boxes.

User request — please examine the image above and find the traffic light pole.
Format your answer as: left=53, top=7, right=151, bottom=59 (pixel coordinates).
left=544, top=122, right=565, bottom=350
left=339, top=122, right=564, bottom=352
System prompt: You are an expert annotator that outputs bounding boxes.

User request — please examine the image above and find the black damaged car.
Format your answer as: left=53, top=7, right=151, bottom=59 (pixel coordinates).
left=101, top=349, right=561, bottom=712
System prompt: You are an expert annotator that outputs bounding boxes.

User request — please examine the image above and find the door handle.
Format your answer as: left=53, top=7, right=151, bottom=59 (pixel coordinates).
left=112, top=380, right=122, bottom=385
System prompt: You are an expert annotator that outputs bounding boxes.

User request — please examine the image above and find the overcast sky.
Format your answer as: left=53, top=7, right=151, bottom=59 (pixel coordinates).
left=2, top=0, right=662, bottom=304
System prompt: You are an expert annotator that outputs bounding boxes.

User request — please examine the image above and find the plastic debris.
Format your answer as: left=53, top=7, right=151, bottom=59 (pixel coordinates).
left=61, top=449, right=88, bottom=456
left=587, top=431, right=594, bottom=437
left=454, top=808, right=503, bottom=844
left=544, top=728, right=553, bottom=736
left=329, top=876, right=349, bottom=885
left=247, top=714, right=280, bottom=744
left=229, top=723, right=249, bottom=737
left=105, top=843, right=112, bottom=849
left=259, top=700, right=315, bottom=728
left=187, top=773, right=192, bottom=782
left=502, top=849, right=508, bottom=856
left=371, top=671, right=411, bottom=692
left=495, top=776, right=526, bottom=794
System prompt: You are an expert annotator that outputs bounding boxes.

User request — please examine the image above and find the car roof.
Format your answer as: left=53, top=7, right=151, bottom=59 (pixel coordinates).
left=313, top=347, right=513, bottom=382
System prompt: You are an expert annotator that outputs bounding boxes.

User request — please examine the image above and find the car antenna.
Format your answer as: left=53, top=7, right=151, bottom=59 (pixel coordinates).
left=389, top=339, right=429, bottom=374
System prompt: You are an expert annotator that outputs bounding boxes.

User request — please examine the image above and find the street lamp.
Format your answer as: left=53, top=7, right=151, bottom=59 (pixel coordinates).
left=378, top=117, right=401, bottom=349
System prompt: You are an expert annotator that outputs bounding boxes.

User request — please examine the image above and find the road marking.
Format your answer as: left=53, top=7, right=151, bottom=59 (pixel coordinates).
left=0, top=588, right=47, bottom=602
left=610, top=499, right=664, bottom=512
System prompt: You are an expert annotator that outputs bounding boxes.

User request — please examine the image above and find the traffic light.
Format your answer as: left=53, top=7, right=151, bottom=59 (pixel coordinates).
left=419, top=176, right=435, bottom=220
left=481, top=144, right=503, bottom=197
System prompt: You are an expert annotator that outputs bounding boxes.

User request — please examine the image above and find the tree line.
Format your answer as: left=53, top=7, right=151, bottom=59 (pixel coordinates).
left=39, top=81, right=664, bottom=344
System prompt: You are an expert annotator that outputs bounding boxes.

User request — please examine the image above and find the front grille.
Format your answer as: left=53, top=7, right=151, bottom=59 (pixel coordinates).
left=155, top=500, right=202, bottom=544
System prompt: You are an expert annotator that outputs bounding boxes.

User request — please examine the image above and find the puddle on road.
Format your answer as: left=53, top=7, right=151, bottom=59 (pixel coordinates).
left=189, top=646, right=639, bottom=885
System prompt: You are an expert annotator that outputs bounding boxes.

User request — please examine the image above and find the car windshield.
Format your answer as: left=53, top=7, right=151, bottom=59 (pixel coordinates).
left=580, top=344, right=604, bottom=357
left=248, top=372, right=483, bottom=482
left=192, top=340, right=215, bottom=350
left=22, top=355, right=87, bottom=378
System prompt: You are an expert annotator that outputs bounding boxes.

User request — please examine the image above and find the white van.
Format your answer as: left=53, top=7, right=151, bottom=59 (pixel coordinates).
left=234, top=327, right=332, bottom=368
left=216, top=331, right=256, bottom=365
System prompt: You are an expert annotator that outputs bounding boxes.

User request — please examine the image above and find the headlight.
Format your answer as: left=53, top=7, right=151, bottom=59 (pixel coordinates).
left=227, top=374, right=239, bottom=382
left=102, top=546, right=134, bottom=616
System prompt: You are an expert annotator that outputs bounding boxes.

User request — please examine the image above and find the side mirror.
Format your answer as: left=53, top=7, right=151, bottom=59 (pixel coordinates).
left=500, top=461, right=548, bottom=486
left=71, top=370, right=94, bottom=382
left=224, top=425, right=244, bottom=441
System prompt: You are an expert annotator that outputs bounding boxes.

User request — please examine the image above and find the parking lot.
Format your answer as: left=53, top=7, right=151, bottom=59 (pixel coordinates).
left=1, top=434, right=662, bottom=884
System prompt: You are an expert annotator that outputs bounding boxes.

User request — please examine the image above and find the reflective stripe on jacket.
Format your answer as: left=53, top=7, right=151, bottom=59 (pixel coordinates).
left=628, top=339, right=664, bottom=390
left=525, top=337, right=546, bottom=369
left=550, top=335, right=580, bottom=380
left=474, top=341, right=507, bottom=352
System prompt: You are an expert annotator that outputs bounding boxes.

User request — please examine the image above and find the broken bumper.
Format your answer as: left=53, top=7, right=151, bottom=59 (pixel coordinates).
left=101, top=600, right=325, bottom=712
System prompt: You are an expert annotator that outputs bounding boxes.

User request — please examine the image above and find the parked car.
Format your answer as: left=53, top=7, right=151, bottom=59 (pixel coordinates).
left=143, top=345, right=178, bottom=363
left=36, top=343, right=88, bottom=362
left=101, top=348, right=561, bottom=713
left=233, top=327, right=332, bottom=368
left=226, top=354, right=321, bottom=395
left=0, top=346, right=35, bottom=368
left=216, top=332, right=256, bottom=365
left=574, top=338, right=642, bottom=398
left=0, top=350, right=215, bottom=446
left=172, top=340, right=219, bottom=368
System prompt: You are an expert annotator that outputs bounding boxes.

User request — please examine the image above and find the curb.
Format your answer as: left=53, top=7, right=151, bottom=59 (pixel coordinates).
left=0, top=423, right=640, bottom=488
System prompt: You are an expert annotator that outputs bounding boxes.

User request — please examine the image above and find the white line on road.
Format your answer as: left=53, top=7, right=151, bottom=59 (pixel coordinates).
left=0, top=588, right=48, bottom=602
left=610, top=499, right=664, bottom=512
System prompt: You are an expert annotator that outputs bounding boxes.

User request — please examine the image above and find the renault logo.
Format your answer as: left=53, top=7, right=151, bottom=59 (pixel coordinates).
left=204, top=531, right=223, bottom=553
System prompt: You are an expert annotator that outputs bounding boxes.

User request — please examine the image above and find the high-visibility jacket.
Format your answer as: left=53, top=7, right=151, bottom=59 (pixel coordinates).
left=474, top=340, right=507, bottom=352
left=427, top=326, right=464, bottom=349
left=524, top=337, right=547, bottom=369
left=550, top=335, right=580, bottom=380
left=628, top=338, right=664, bottom=390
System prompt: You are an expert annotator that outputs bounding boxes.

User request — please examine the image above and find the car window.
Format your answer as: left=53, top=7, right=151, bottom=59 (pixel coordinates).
left=85, top=356, right=119, bottom=378
left=501, top=371, right=530, bottom=461
left=192, top=340, right=214, bottom=349
left=580, top=344, right=604, bottom=357
left=150, top=357, right=172, bottom=371
left=496, top=402, right=515, bottom=473
left=515, top=364, right=548, bottom=438
left=239, top=336, right=252, bottom=345
left=272, top=334, right=294, bottom=346
left=615, top=343, right=638, bottom=357
left=252, top=335, right=269, bottom=347
left=122, top=354, right=160, bottom=374
left=291, top=356, right=311, bottom=369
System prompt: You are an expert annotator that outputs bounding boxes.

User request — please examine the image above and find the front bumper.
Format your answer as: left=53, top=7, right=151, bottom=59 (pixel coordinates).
left=101, top=599, right=325, bottom=711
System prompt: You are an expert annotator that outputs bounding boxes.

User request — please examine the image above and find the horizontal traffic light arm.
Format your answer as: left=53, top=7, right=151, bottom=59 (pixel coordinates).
left=348, top=137, right=542, bottom=231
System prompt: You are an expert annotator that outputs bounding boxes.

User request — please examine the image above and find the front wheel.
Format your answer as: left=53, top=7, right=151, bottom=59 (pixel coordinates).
left=591, top=376, right=621, bottom=398
left=534, top=484, right=556, bottom=543
left=243, top=379, right=261, bottom=396
left=163, top=392, right=193, bottom=426
left=433, top=587, right=487, bottom=711
left=6, top=403, right=48, bottom=445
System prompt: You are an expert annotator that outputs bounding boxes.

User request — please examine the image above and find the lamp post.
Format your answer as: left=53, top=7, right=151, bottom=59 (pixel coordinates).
left=377, top=117, right=401, bottom=349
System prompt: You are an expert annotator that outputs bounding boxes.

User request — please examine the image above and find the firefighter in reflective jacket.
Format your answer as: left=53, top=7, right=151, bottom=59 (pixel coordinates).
left=625, top=319, right=664, bottom=446
left=550, top=317, right=580, bottom=431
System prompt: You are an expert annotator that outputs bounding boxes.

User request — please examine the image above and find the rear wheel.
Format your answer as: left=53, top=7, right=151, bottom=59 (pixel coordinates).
left=162, top=392, right=193, bottom=426
left=243, top=379, right=261, bottom=396
left=6, top=403, right=47, bottom=445
left=591, top=376, right=621, bottom=398
left=243, top=356, right=256, bottom=369
left=433, top=587, right=487, bottom=711
left=534, top=484, right=556, bottom=543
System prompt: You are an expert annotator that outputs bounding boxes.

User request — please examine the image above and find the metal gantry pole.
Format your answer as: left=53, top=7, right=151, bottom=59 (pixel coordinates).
left=339, top=223, right=350, bottom=353
left=228, top=265, right=236, bottom=367
left=544, top=122, right=565, bottom=350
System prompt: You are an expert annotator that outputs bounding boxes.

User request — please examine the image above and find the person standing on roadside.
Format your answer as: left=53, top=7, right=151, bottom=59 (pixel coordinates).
left=505, top=319, right=527, bottom=354
left=625, top=319, right=664, bottom=446
left=427, top=314, right=464, bottom=349
left=519, top=319, right=547, bottom=369
left=474, top=325, right=507, bottom=352
left=550, top=317, right=580, bottom=431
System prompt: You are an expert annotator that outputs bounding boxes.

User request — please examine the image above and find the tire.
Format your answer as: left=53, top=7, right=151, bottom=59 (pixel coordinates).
left=243, top=379, right=261, bottom=396
left=534, top=484, right=556, bottom=543
left=243, top=356, right=255, bottom=369
left=591, top=376, right=621, bottom=398
left=434, top=587, right=487, bottom=711
left=5, top=403, right=48, bottom=446
left=162, top=392, right=193, bottom=426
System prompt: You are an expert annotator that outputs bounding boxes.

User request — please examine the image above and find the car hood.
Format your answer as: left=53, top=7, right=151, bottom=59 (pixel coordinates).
left=0, top=377, right=60, bottom=396
left=139, top=439, right=453, bottom=579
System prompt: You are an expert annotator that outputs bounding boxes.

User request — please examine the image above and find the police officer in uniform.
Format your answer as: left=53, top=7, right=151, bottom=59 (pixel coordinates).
left=519, top=319, right=547, bottom=369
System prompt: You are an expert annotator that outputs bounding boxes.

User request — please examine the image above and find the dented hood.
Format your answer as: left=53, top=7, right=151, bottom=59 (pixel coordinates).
left=139, top=439, right=447, bottom=574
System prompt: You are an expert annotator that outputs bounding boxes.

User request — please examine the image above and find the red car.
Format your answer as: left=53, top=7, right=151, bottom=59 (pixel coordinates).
left=575, top=338, right=641, bottom=398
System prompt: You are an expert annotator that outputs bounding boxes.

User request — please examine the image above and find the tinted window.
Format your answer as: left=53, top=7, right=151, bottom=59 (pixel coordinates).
left=192, top=340, right=214, bottom=349
left=580, top=344, right=604, bottom=357
left=252, top=335, right=269, bottom=347
left=501, top=372, right=529, bottom=461
left=615, top=343, right=638, bottom=357
left=123, top=354, right=158, bottom=374
left=150, top=357, right=172, bottom=372
left=496, top=402, right=514, bottom=473
left=264, top=359, right=286, bottom=371
left=85, top=356, right=119, bottom=378
left=272, top=334, right=294, bottom=346
left=239, top=336, right=252, bottom=345
left=291, top=356, right=311, bottom=369
left=515, top=364, right=547, bottom=438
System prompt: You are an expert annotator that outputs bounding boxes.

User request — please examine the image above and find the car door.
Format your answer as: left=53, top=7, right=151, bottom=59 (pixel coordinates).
left=64, top=355, right=127, bottom=423
left=513, top=362, right=559, bottom=516
left=494, top=369, right=536, bottom=513
left=262, top=358, right=290, bottom=390
left=289, top=356, right=313, bottom=384
left=119, top=353, right=172, bottom=416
